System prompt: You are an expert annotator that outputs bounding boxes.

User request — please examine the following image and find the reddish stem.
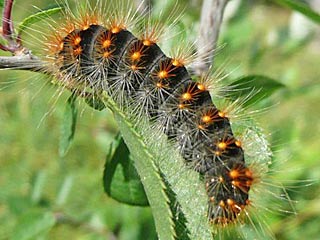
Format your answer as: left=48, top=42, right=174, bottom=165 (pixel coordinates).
left=2, top=0, right=14, bottom=39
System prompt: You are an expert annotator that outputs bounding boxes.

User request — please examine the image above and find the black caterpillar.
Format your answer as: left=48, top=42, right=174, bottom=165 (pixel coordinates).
left=57, top=23, right=254, bottom=225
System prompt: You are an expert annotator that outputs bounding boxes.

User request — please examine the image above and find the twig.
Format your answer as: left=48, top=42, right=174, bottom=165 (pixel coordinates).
left=0, top=55, right=45, bottom=72
left=1, top=0, right=25, bottom=53
left=196, top=0, right=228, bottom=75
left=2, top=0, right=14, bottom=39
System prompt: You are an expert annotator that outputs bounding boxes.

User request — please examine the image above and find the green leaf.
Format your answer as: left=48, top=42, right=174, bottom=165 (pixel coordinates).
left=11, top=211, right=56, bottom=240
left=59, top=94, right=78, bottom=157
left=84, top=93, right=106, bottom=111
left=228, top=75, right=286, bottom=106
left=101, top=94, right=212, bottom=240
left=272, top=0, right=320, bottom=24
left=103, top=135, right=149, bottom=206
left=113, top=113, right=175, bottom=240
left=0, top=0, right=3, bottom=8
left=17, top=7, right=62, bottom=35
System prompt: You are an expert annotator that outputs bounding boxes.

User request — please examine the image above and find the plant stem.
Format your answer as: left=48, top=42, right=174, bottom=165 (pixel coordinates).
left=196, top=0, right=228, bottom=75
left=0, top=55, right=45, bottom=71
left=2, top=0, right=14, bottom=39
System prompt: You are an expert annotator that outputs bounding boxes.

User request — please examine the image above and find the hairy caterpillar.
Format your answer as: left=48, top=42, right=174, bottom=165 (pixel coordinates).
left=0, top=0, right=299, bottom=239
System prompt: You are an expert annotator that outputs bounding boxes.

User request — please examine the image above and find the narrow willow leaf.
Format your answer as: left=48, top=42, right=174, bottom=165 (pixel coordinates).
left=84, top=93, right=106, bottom=111
left=31, top=170, right=47, bottom=203
left=11, top=211, right=56, bottom=240
left=103, top=135, right=149, bottom=206
left=113, top=113, right=176, bottom=240
left=228, top=75, right=285, bottom=106
left=17, top=7, right=62, bottom=35
left=56, top=175, right=73, bottom=206
left=272, top=0, right=320, bottom=24
left=59, top=94, right=78, bottom=157
left=102, top=94, right=212, bottom=240
left=161, top=174, right=190, bottom=240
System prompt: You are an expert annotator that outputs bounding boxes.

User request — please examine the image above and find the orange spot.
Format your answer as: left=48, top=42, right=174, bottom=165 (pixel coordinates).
left=103, top=51, right=112, bottom=58
left=218, top=111, right=226, bottom=118
left=103, top=39, right=112, bottom=48
left=73, top=36, right=81, bottom=46
left=235, top=140, right=242, bottom=147
left=156, top=82, right=163, bottom=88
left=219, top=200, right=225, bottom=208
left=227, top=199, right=234, bottom=206
left=131, top=51, right=141, bottom=61
left=245, top=169, right=253, bottom=178
left=232, top=180, right=240, bottom=187
left=82, top=23, right=90, bottom=30
left=178, top=103, right=185, bottom=109
left=217, top=142, right=227, bottom=150
left=218, top=176, right=224, bottom=183
left=172, top=59, right=183, bottom=67
left=111, top=26, right=121, bottom=34
left=182, top=92, right=192, bottom=101
left=210, top=197, right=215, bottom=202
left=131, top=65, right=138, bottom=71
left=215, top=150, right=222, bottom=156
left=73, top=47, right=82, bottom=56
left=198, top=125, right=205, bottom=130
left=143, top=39, right=153, bottom=46
left=201, top=115, right=211, bottom=123
left=197, top=83, right=206, bottom=91
left=246, top=180, right=253, bottom=187
left=58, top=42, right=64, bottom=51
left=158, top=70, right=168, bottom=79
left=229, top=169, right=240, bottom=179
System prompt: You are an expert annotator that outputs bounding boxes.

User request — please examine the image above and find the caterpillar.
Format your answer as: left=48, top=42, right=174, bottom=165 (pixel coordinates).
left=52, top=0, right=255, bottom=226
left=0, top=0, right=294, bottom=239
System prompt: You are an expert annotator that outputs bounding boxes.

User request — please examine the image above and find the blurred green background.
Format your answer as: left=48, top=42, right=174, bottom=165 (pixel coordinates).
left=0, top=0, right=319, bottom=239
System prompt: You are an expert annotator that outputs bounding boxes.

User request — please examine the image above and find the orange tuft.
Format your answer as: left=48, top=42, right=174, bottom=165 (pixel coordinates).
left=103, top=51, right=112, bottom=58
left=218, top=176, right=224, bottom=183
left=131, top=51, right=141, bottom=61
left=232, top=180, right=240, bottom=188
left=143, top=39, right=153, bottom=46
left=178, top=103, right=185, bottom=109
left=182, top=92, right=192, bottom=101
left=158, top=70, right=168, bottom=79
left=73, top=47, right=82, bottom=56
left=219, top=200, right=225, bottom=208
left=218, top=111, right=226, bottom=118
left=111, top=25, right=123, bottom=34
left=201, top=115, right=212, bottom=123
left=172, top=58, right=184, bottom=67
left=156, top=82, right=164, bottom=88
left=227, top=198, right=235, bottom=206
left=198, top=124, right=205, bottom=130
left=217, top=141, right=227, bottom=150
left=131, top=65, right=138, bottom=71
left=197, top=83, right=206, bottom=91
left=229, top=169, right=240, bottom=179
left=73, top=36, right=81, bottom=46
left=215, top=150, right=222, bottom=156
left=235, top=140, right=242, bottom=147
left=58, top=41, right=64, bottom=51
left=103, top=39, right=112, bottom=48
